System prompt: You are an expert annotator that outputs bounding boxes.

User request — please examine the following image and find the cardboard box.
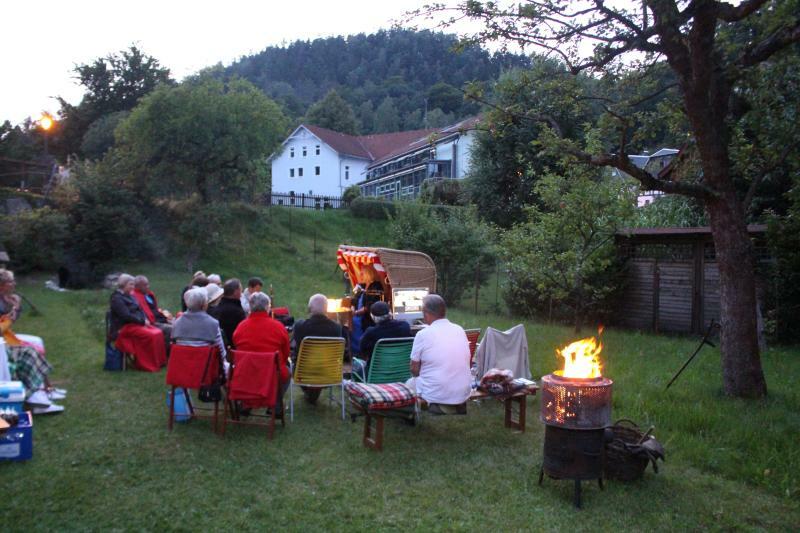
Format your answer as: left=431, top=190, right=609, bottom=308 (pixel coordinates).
left=0, top=380, right=25, bottom=414
left=0, top=411, right=33, bottom=461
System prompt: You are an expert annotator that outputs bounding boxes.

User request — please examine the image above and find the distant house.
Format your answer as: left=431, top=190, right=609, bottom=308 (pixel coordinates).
left=269, top=117, right=479, bottom=203
left=610, top=148, right=679, bottom=207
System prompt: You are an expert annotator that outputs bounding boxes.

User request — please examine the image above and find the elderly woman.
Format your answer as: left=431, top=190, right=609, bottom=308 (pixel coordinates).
left=232, top=292, right=290, bottom=414
left=110, top=273, right=167, bottom=372
left=171, top=287, right=227, bottom=361
left=0, top=269, right=65, bottom=413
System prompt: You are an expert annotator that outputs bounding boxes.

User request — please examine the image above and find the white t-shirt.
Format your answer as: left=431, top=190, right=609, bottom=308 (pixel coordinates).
left=410, top=318, right=472, bottom=404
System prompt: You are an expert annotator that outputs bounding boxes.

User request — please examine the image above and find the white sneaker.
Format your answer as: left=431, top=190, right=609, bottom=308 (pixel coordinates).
left=26, top=389, right=52, bottom=407
left=48, top=390, right=67, bottom=401
left=49, top=387, right=67, bottom=396
left=32, top=403, right=65, bottom=415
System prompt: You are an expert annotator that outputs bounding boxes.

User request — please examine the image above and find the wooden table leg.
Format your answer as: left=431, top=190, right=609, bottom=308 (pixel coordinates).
left=504, top=395, right=527, bottom=432
left=362, top=412, right=385, bottom=451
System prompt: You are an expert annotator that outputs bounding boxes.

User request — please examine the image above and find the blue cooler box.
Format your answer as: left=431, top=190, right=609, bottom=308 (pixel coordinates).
left=0, top=411, right=33, bottom=461
left=0, top=381, right=25, bottom=414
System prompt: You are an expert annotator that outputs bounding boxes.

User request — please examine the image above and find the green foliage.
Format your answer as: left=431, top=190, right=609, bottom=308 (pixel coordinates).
left=115, top=77, right=289, bottom=203
left=224, top=29, right=525, bottom=134
left=633, top=193, right=707, bottom=228
left=501, top=168, right=634, bottom=330
left=80, top=110, right=130, bottom=160
left=424, top=108, right=455, bottom=128
left=304, top=89, right=359, bottom=134
left=349, top=196, right=396, bottom=219
left=374, top=96, right=401, bottom=133
left=465, top=62, right=599, bottom=227
left=63, top=160, right=155, bottom=270
left=54, top=45, right=173, bottom=159
left=765, top=181, right=800, bottom=342
left=3, top=207, right=69, bottom=272
left=389, top=202, right=495, bottom=305
left=342, top=184, right=362, bottom=204
left=418, top=178, right=465, bottom=206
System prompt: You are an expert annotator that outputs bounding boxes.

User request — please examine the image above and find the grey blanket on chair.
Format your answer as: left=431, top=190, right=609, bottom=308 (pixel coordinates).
left=474, top=324, right=531, bottom=380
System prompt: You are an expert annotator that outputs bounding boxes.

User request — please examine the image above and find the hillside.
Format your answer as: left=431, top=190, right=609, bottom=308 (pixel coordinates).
left=223, top=29, right=530, bottom=132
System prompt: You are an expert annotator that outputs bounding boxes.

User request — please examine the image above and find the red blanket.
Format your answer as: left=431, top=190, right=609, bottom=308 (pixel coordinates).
left=116, top=323, right=166, bottom=372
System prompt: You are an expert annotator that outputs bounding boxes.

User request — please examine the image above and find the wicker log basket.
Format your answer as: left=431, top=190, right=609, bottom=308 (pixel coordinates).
left=604, top=419, right=665, bottom=481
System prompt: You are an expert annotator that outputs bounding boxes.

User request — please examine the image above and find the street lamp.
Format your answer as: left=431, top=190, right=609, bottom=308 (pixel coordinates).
left=38, top=112, right=54, bottom=158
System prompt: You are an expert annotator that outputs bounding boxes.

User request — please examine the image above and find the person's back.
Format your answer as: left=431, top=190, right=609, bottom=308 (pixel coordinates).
left=292, top=293, right=343, bottom=404
left=208, top=279, right=247, bottom=346
left=233, top=309, right=290, bottom=382
left=409, top=295, right=471, bottom=406
left=359, top=301, right=411, bottom=361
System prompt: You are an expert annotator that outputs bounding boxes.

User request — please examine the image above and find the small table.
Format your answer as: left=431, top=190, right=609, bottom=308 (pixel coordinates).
left=469, top=386, right=538, bottom=432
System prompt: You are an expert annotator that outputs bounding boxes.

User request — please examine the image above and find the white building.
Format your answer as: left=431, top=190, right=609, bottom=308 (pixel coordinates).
left=610, top=148, right=680, bottom=207
left=270, top=118, right=479, bottom=203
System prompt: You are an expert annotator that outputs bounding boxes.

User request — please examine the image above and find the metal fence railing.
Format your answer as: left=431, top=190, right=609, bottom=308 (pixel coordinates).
left=264, top=192, right=348, bottom=210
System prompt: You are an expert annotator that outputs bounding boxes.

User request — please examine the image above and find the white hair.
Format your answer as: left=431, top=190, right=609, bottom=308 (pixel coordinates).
left=308, top=293, right=328, bottom=316
left=117, top=273, right=134, bottom=290
left=184, top=287, right=208, bottom=311
left=207, top=274, right=222, bottom=285
left=249, top=292, right=271, bottom=312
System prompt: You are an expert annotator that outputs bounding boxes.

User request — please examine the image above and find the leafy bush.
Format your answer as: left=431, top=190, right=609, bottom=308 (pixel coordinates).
left=419, top=179, right=466, bottom=206
left=3, top=207, right=69, bottom=272
left=342, top=184, right=362, bottom=204
left=501, top=169, right=634, bottom=330
left=350, top=197, right=396, bottom=219
left=389, top=202, right=495, bottom=305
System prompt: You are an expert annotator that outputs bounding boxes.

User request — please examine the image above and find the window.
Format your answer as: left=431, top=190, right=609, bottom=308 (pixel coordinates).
left=290, top=147, right=294, bottom=158
left=345, top=165, right=349, bottom=180
left=302, top=146, right=307, bottom=157
left=289, top=168, right=294, bottom=177
left=298, top=167, right=304, bottom=177
left=315, top=145, right=320, bottom=155
left=315, top=166, right=320, bottom=175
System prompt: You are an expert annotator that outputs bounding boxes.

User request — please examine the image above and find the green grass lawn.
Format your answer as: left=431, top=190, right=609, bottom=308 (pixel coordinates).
left=4, top=208, right=800, bottom=531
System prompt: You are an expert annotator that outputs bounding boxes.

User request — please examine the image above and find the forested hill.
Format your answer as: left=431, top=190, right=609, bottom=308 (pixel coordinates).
left=223, top=29, right=530, bottom=133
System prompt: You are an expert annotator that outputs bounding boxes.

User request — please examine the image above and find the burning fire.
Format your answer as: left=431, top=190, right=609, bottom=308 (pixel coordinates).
left=555, top=336, right=603, bottom=379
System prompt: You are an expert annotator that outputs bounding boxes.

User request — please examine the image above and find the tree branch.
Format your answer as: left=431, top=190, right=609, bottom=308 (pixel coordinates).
left=716, top=0, right=769, bottom=22
left=736, top=22, right=800, bottom=69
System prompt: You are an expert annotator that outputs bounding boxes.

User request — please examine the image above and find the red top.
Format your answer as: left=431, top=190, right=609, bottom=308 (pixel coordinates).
left=232, top=311, right=291, bottom=382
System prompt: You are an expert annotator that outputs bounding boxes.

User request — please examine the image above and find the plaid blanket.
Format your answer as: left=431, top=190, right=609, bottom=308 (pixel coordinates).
left=6, top=344, right=51, bottom=391
left=347, top=382, right=416, bottom=410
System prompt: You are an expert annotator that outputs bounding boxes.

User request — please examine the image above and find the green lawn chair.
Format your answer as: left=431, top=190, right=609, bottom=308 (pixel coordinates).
left=357, top=337, right=414, bottom=384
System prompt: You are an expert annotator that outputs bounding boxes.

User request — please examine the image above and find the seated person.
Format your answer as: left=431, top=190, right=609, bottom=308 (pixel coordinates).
left=205, top=283, right=224, bottom=315
left=240, top=277, right=263, bottom=315
left=132, top=275, right=172, bottom=354
left=292, top=293, right=343, bottom=404
left=0, top=268, right=64, bottom=413
left=207, top=273, right=223, bottom=286
left=232, top=292, right=290, bottom=414
left=408, top=294, right=471, bottom=412
left=352, top=301, right=411, bottom=380
left=209, top=279, right=246, bottom=347
left=110, top=273, right=167, bottom=372
left=171, top=287, right=227, bottom=362
left=180, top=271, right=209, bottom=312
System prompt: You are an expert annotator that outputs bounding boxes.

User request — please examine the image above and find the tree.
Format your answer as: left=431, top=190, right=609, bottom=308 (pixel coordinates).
left=54, top=45, right=173, bottom=158
left=415, top=0, right=800, bottom=398
left=502, top=167, right=635, bottom=331
left=115, top=77, right=289, bottom=203
left=80, top=111, right=130, bottom=160
left=304, top=89, right=359, bottom=134
left=390, top=203, right=495, bottom=305
left=374, top=96, right=401, bottom=132
left=427, top=82, right=464, bottom=114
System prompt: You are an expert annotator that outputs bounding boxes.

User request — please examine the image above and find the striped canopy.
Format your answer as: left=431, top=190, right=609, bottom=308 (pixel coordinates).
left=337, top=245, right=436, bottom=293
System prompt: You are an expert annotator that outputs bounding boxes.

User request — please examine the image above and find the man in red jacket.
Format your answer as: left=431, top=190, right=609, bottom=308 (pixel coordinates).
left=232, top=292, right=290, bottom=415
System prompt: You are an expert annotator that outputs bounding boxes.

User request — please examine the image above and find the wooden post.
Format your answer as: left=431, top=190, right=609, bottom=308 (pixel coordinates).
left=653, top=261, right=660, bottom=334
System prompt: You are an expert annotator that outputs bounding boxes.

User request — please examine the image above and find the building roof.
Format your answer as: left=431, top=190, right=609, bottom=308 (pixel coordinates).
left=303, top=124, right=437, bottom=162
left=368, top=116, right=481, bottom=168
left=617, top=225, right=766, bottom=237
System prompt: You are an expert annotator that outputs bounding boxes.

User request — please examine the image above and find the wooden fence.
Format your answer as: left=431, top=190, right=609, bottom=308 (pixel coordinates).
left=264, top=192, right=348, bottom=210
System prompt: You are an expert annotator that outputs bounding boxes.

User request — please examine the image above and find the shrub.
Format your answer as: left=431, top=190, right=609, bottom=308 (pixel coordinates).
left=419, top=179, right=466, bottom=206
left=3, top=207, right=69, bottom=272
left=350, top=197, right=396, bottom=219
left=389, top=202, right=495, bottom=305
left=342, top=184, right=362, bottom=204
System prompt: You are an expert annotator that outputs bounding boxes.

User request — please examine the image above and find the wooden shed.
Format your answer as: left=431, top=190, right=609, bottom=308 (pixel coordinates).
left=614, top=225, right=768, bottom=334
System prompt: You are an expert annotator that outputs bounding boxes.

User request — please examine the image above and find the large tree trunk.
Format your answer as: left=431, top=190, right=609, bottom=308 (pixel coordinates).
left=704, top=173, right=768, bottom=398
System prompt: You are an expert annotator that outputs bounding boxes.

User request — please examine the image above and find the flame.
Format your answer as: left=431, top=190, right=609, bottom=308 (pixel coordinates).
left=555, top=336, right=603, bottom=378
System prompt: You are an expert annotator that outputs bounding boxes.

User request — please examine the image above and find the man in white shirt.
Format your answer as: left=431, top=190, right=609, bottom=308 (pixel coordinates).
left=408, top=294, right=472, bottom=409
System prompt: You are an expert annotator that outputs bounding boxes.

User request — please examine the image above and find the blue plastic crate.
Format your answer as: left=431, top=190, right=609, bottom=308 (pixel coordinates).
left=0, top=411, right=33, bottom=461
left=0, top=380, right=25, bottom=414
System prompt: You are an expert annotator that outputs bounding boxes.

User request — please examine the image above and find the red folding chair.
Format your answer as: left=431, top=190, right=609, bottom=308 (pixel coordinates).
left=466, top=328, right=482, bottom=366
left=222, top=350, right=284, bottom=440
left=165, top=344, right=222, bottom=432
